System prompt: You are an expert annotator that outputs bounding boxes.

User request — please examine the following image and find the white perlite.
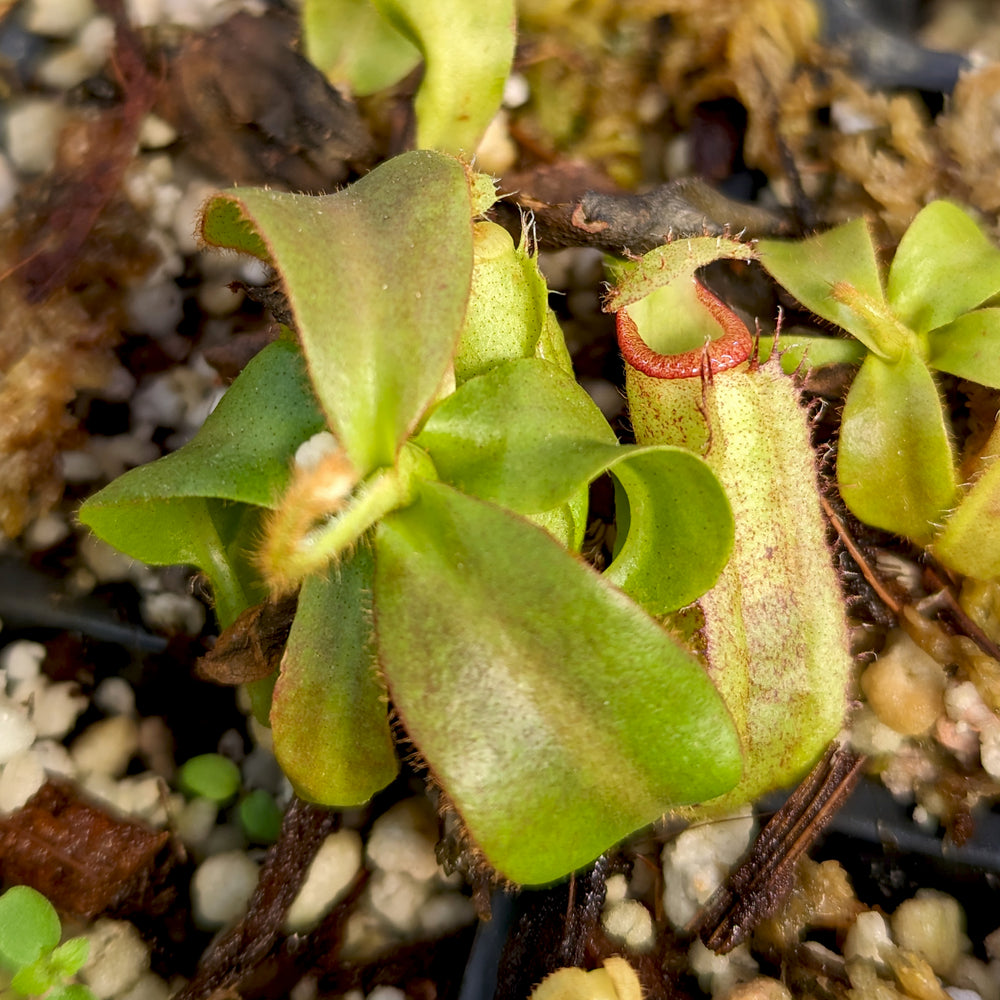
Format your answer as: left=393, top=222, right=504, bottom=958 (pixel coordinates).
left=80, top=919, right=151, bottom=999
left=688, top=939, right=758, bottom=998
left=364, top=799, right=441, bottom=882
left=602, top=898, right=655, bottom=952
left=844, top=910, right=893, bottom=966
left=367, top=870, right=435, bottom=936
left=892, top=890, right=970, bottom=978
left=22, top=0, right=95, bottom=34
left=284, top=829, right=364, bottom=933
left=0, top=750, right=46, bottom=811
left=367, top=988, right=407, bottom=1000
left=71, top=715, right=140, bottom=777
left=4, top=99, right=67, bottom=174
left=0, top=702, right=36, bottom=764
left=32, top=681, right=89, bottom=740
left=191, top=850, right=260, bottom=929
left=2, top=640, right=46, bottom=689
left=662, top=808, right=756, bottom=927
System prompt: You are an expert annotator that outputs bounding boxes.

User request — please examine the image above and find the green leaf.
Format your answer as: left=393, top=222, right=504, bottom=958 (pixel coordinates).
left=78, top=340, right=325, bottom=623
left=417, top=358, right=617, bottom=513
left=80, top=341, right=324, bottom=511
left=838, top=351, right=958, bottom=544
left=47, top=987, right=99, bottom=1000
left=374, top=481, right=742, bottom=886
left=758, top=218, right=891, bottom=354
left=238, top=790, right=284, bottom=844
left=932, top=421, right=1000, bottom=580
left=418, top=358, right=733, bottom=613
left=370, top=0, right=515, bottom=154
left=887, top=201, right=1000, bottom=335
left=303, top=0, right=420, bottom=96
left=755, top=330, right=868, bottom=372
left=0, top=886, right=61, bottom=972
left=271, top=546, right=399, bottom=805
left=926, top=308, right=1000, bottom=388
left=178, top=754, right=242, bottom=803
left=11, top=955, right=59, bottom=995
left=454, top=222, right=562, bottom=384
left=199, top=196, right=269, bottom=260
left=47, top=938, right=88, bottom=979
left=200, top=151, right=475, bottom=474
left=934, top=459, right=1000, bottom=580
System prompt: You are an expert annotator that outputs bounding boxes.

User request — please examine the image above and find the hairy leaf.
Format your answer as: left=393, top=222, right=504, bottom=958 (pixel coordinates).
left=604, top=236, right=757, bottom=313
left=271, top=546, right=398, bottom=805
left=418, top=358, right=732, bottom=612
left=374, top=481, right=741, bottom=885
left=838, top=351, right=958, bottom=544
left=926, top=308, right=1000, bottom=388
left=200, top=150, right=475, bottom=474
left=78, top=340, right=322, bottom=623
left=888, top=200, right=1000, bottom=335
left=758, top=219, right=892, bottom=355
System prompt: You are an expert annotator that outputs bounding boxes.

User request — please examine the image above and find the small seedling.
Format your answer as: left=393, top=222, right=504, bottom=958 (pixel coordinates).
left=177, top=753, right=242, bottom=804
left=0, top=886, right=96, bottom=1000
left=238, top=790, right=284, bottom=845
left=757, top=201, right=1000, bottom=577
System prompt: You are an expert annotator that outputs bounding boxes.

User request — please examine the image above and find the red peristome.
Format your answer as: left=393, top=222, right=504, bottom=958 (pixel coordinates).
left=616, top=281, right=753, bottom=379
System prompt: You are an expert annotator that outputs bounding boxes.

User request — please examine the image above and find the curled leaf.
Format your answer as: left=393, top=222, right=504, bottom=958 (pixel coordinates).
left=603, top=235, right=757, bottom=314
left=418, top=358, right=733, bottom=612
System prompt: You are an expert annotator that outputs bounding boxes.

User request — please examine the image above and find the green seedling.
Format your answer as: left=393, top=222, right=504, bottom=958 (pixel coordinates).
left=178, top=754, right=283, bottom=843
left=178, top=753, right=242, bottom=804
left=606, top=243, right=853, bottom=811
left=80, top=150, right=745, bottom=885
left=0, top=886, right=96, bottom=1000
left=238, top=790, right=284, bottom=845
left=757, top=201, right=1000, bottom=578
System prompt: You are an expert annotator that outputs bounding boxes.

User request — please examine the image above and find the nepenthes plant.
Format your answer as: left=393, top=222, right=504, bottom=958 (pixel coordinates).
left=75, top=0, right=870, bottom=886
left=80, top=150, right=750, bottom=885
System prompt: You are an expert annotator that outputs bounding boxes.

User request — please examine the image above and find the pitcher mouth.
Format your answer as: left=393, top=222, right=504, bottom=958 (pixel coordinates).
left=615, top=282, right=753, bottom=379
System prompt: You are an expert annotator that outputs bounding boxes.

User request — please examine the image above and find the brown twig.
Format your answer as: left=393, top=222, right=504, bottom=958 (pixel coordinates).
left=820, top=494, right=902, bottom=615
left=173, top=799, right=338, bottom=1000
left=924, top=564, right=1000, bottom=663
left=691, top=742, right=866, bottom=953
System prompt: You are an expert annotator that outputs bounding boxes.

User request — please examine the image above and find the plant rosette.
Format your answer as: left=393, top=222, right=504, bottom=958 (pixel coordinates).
left=757, top=201, right=1000, bottom=579
left=0, top=886, right=96, bottom=1000
left=79, top=150, right=747, bottom=886
left=605, top=241, right=853, bottom=812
